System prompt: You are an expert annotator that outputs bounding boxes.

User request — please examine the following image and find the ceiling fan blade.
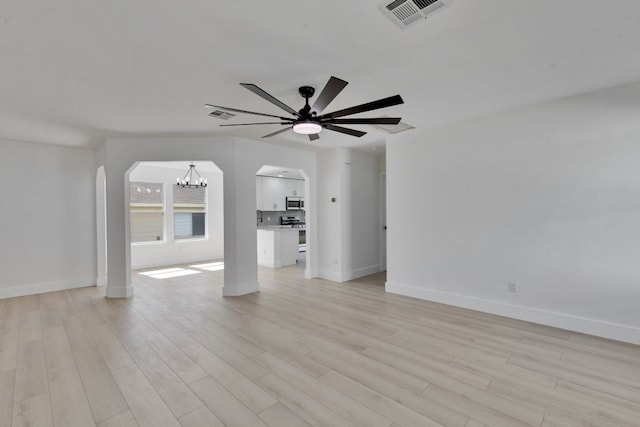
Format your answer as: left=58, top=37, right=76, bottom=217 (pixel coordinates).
left=240, top=83, right=299, bottom=117
left=326, top=117, right=402, bottom=125
left=319, top=95, right=404, bottom=120
left=311, top=76, right=348, bottom=114
left=219, top=122, right=289, bottom=127
left=205, top=104, right=290, bottom=120
left=308, top=133, right=320, bottom=141
left=262, top=126, right=293, bottom=138
left=324, top=124, right=367, bottom=138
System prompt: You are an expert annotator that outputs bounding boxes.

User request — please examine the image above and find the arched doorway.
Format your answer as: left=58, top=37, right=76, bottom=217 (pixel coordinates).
left=256, top=165, right=311, bottom=277
left=125, top=160, right=224, bottom=287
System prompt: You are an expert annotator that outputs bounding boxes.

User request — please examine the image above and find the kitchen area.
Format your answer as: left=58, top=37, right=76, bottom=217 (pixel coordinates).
left=256, top=167, right=306, bottom=268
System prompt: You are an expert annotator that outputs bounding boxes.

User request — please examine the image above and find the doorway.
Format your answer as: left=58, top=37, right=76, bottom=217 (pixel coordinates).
left=127, top=161, right=224, bottom=273
left=380, top=172, right=387, bottom=271
left=256, top=165, right=309, bottom=272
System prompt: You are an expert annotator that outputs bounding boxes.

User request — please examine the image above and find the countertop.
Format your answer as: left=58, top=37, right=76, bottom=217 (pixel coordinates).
left=257, top=226, right=302, bottom=231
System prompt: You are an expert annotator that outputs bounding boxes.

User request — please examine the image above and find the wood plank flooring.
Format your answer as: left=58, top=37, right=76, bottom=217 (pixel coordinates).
left=1, top=261, right=640, bottom=426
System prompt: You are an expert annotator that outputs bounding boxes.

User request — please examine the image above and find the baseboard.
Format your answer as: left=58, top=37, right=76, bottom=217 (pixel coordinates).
left=304, top=268, right=315, bottom=279
left=106, top=285, right=134, bottom=298
left=345, top=264, right=381, bottom=281
left=320, top=264, right=382, bottom=283
left=223, top=281, right=259, bottom=296
left=96, top=275, right=108, bottom=287
left=0, top=278, right=95, bottom=299
left=258, top=260, right=277, bottom=268
left=319, top=269, right=343, bottom=282
left=386, top=281, right=640, bottom=345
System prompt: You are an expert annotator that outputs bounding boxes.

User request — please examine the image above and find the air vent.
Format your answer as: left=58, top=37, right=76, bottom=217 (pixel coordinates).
left=208, top=110, right=235, bottom=120
left=379, top=0, right=449, bottom=29
left=371, top=116, right=415, bottom=134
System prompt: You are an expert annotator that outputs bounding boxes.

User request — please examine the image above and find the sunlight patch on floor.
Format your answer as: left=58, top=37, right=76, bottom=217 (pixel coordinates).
left=138, top=267, right=202, bottom=279
left=190, top=261, right=225, bottom=272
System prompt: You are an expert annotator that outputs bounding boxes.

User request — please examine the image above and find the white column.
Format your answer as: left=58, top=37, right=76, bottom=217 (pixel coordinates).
left=105, top=161, right=134, bottom=298
left=222, top=152, right=260, bottom=296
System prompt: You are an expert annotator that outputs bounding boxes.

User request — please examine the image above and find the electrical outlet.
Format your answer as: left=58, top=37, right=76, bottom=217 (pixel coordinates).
left=508, top=282, right=518, bottom=293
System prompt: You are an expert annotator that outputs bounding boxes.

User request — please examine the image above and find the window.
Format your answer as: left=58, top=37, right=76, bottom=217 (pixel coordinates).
left=130, top=182, right=164, bottom=242
left=173, top=185, right=206, bottom=239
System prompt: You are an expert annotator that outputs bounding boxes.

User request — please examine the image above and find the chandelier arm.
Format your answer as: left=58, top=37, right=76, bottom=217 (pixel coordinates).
left=192, top=167, right=203, bottom=180
left=177, top=163, right=208, bottom=188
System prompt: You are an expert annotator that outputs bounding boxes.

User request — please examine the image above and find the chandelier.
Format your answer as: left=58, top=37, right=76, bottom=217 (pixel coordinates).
left=176, top=163, right=207, bottom=188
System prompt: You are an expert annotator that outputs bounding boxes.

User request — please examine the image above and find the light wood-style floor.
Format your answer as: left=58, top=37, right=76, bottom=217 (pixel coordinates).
left=1, top=262, right=640, bottom=427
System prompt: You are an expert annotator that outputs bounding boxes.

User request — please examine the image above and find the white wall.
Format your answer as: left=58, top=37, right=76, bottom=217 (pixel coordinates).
left=0, top=139, right=96, bottom=298
left=317, top=149, right=344, bottom=281
left=129, top=163, right=224, bottom=270
left=317, top=148, right=381, bottom=282
left=386, top=89, right=640, bottom=344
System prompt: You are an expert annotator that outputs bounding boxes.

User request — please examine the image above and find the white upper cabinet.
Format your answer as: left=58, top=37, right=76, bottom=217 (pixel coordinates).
left=257, top=176, right=305, bottom=211
left=294, top=179, right=305, bottom=197
left=283, top=179, right=304, bottom=198
left=263, top=176, right=282, bottom=211
left=256, top=176, right=263, bottom=210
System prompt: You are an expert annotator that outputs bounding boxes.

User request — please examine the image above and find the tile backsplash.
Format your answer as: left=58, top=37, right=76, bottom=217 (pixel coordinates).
left=257, top=210, right=305, bottom=226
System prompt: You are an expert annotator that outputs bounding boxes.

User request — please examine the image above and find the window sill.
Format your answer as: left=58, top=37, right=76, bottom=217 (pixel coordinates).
left=175, top=237, right=209, bottom=243
left=131, top=240, right=166, bottom=246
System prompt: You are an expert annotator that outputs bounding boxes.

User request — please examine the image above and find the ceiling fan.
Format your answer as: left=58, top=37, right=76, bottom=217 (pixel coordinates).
left=205, top=76, right=404, bottom=141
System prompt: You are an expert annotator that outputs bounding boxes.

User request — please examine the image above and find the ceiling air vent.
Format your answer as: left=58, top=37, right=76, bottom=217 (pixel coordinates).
left=208, top=110, right=235, bottom=120
left=379, top=0, right=449, bottom=29
left=371, top=116, right=415, bottom=134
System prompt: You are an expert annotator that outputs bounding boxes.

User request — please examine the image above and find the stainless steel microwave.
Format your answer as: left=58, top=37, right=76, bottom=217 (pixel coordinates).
left=286, top=197, right=304, bottom=210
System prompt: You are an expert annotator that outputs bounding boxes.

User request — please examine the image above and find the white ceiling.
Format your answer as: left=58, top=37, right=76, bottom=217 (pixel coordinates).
left=257, top=165, right=305, bottom=180
left=136, top=161, right=222, bottom=173
left=1, top=1, right=640, bottom=151
left=135, top=162, right=303, bottom=180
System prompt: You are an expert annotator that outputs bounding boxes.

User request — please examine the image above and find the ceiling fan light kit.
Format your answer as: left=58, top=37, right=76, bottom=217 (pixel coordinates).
left=293, top=121, right=322, bottom=135
left=205, top=76, right=404, bottom=142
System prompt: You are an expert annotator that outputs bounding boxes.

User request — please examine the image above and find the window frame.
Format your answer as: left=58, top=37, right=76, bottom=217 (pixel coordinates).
left=172, top=185, right=208, bottom=241
left=129, top=181, right=166, bottom=245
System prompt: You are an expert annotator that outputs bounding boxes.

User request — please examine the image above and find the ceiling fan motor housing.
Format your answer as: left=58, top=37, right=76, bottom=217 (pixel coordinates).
left=298, top=86, right=317, bottom=119
left=299, top=86, right=315, bottom=99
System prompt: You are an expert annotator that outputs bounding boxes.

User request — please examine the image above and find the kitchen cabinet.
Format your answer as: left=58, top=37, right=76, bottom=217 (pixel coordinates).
left=261, top=176, right=283, bottom=211
left=256, top=176, right=263, bottom=209
left=256, top=176, right=305, bottom=211
left=284, top=179, right=304, bottom=198
left=257, top=228, right=298, bottom=268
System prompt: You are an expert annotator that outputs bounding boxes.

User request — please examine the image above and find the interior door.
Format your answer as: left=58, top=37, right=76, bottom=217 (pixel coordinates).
left=380, top=173, right=387, bottom=271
